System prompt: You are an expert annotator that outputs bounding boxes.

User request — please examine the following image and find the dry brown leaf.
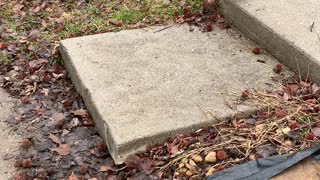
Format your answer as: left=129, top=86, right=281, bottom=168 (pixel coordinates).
left=99, top=164, right=114, bottom=172
left=72, top=109, right=87, bottom=117
left=68, top=175, right=78, bottom=180
left=51, top=144, right=71, bottom=156
left=53, top=113, right=65, bottom=122
left=0, top=42, right=8, bottom=49
left=49, top=133, right=61, bottom=144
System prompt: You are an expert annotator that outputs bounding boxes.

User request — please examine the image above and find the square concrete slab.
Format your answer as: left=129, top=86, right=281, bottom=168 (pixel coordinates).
left=221, top=0, right=320, bottom=82
left=60, top=24, right=284, bottom=164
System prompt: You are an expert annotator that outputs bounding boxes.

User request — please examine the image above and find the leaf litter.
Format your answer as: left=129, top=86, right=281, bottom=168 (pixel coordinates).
left=1, top=0, right=320, bottom=179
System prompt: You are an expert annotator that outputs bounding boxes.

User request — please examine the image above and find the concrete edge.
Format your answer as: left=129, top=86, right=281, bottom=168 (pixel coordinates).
left=60, top=40, right=263, bottom=164
left=220, top=0, right=320, bottom=83
left=59, top=43, right=117, bottom=160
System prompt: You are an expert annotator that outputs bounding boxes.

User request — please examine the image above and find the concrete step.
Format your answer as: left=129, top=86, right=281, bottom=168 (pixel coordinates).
left=220, top=0, right=320, bottom=82
left=60, top=24, right=287, bottom=164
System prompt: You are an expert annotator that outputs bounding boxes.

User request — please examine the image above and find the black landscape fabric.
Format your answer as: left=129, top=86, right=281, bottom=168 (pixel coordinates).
left=208, top=144, right=320, bottom=180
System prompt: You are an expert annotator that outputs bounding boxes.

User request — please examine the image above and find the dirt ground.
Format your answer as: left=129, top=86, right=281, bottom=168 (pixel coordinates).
left=0, top=89, right=20, bottom=179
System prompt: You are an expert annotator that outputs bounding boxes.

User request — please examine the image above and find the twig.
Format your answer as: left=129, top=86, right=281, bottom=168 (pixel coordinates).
left=310, top=22, right=315, bottom=32
left=153, top=24, right=174, bottom=33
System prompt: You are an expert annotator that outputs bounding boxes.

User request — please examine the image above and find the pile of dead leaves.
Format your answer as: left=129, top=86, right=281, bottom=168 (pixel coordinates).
left=175, top=0, right=228, bottom=32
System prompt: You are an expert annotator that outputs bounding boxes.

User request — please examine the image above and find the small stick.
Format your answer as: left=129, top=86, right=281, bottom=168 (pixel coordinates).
left=310, top=22, right=315, bottom=32
left=153, top=25, right=174, bottom=33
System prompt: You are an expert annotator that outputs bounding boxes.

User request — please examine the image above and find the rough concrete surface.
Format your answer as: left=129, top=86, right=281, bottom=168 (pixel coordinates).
left=0, top=89, right=20, bottom=179
left=221, top=0, right=320, bottom=82
left=60, top=24, right=286, bottom=164
left=272, top=158, right=320, bottom=180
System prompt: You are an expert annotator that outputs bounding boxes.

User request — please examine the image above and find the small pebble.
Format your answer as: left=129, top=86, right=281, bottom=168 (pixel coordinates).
left=185, top=163, right=194, bottom=171
left=186, top=170, right=193, bottom=177
left=178, top=162, right=185, bottom=168
left=205, top=151, right=217, bottom=163
left=249, top=153, right=256, bottom=160
left=206, top=167, right=216, bottom=176
left=177, top=168, right=187, bottom=174
left=284, top=140, right=293, bottom=146
left=189, top=159, right=197, bottom=167
left=190, top=175, right=201, bottom=180
left=282, top=127, right=291, bottom=135
left=192, top=155, right=203, bottom=163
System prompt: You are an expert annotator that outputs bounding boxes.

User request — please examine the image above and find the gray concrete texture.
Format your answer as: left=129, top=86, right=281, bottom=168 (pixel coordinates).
left=221, top=0, right=320, bottom=82
left=60, top=24, right=285, bottom=164
left=0, top=89, right=20, bottom=179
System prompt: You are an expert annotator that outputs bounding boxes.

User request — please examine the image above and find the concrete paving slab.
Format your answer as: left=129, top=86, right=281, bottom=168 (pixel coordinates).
left=221, top=0, right=320, bottom=82
left=272, top=158, right=320, bottom=180
left=60, top=24, right=285, bottom=164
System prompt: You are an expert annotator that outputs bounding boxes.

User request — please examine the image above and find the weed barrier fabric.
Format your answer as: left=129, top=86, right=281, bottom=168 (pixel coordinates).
left=208, top=144, right=320, bottom=180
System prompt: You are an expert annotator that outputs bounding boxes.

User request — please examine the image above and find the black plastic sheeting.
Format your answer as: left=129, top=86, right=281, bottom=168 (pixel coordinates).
left=208, top=144, right=320, bottom=180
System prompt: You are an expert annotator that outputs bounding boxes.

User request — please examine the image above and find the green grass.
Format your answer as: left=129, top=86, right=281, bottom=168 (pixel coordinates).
left=0, top=54, right=10, bottom=65
left=1, top=0, right=206, bottom=65
left=112, top=8, right=145, bottom=24
left=297, top=116, right=311, bottom=123
left=50, top=58, right=63, bottom=65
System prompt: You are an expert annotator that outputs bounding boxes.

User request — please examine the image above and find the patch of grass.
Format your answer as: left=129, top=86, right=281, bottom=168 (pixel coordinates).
left=87, top=17, right=107, bottom=32
left=188, top=0, right=203, bottom=12
left=0, top=54, right=10, bottom=65
left=112, top=7, right=145, bottom=24
left=87, top=4, right=102, bottom=15
left=50, top=58, right=63, bottom=65
left=59, top=19, right=84, bottom=38
left=297, top=116, right=311, bottom=123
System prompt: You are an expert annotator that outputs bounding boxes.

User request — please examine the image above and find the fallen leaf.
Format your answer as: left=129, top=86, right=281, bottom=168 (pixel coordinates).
left=32, top=6, right=41, bottom=13
left=256, top=145, right=275, bottom=158
left=106, top=175, right=117, bottom=180
left=241, top=90, right=250, bottom=98
left=51, top=144, right=71, bottom=156
left=109, top=20, right=123, bottom=27
left=0, top=42, right=8, bottom=49
left=20, top=97, right=29, bottom=104
left=216, top=150, right=228, bottom=160
left=49, top=134, right=61, bottom=144
left=287, top=84, right=300, bottom=95
left=22, top=159, right=32, bottom=168
left=69, top=175, right=78, bottom=180
left=289, top=121, right=299, bottom=130
left=28, top=58, right=48, bottom=69
left=53, top=113, right=65, bottom=122
left=20, top=139, right=32, bottom=149
left=205, top=24, right=213, bottom=32
left=175, top=16, right=185, bottom=24
left=83, top=116, right=94, bottom=126
left=275, top=109, right=288, bottom=118
left=99, top=164, right=114, bottom=172
left=305, top=133, right=315, bottom=140
left=72, top=109, right=87, bottom=117
left=125, top=155, right=153, bottom=172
